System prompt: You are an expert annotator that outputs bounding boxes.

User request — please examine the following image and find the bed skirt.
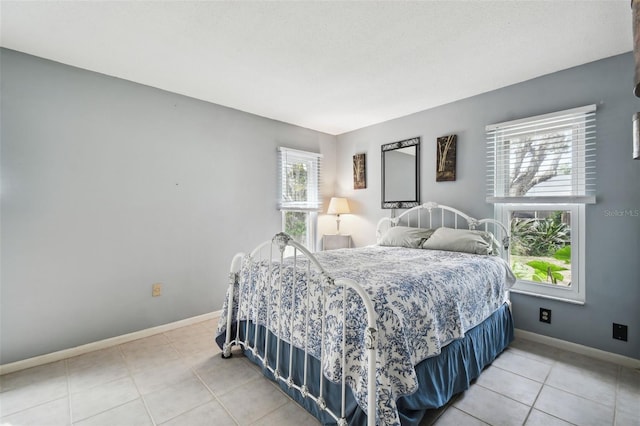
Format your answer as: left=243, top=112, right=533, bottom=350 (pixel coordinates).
left=215, top=302, right=514, bottom=426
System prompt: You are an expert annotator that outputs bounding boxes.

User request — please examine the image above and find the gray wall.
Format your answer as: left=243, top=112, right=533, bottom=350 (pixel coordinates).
left=0, top=49, right=337, bottom=364
left=2, top=48, right=638, bottom=364
left=336, top=53, right=640, bottom=360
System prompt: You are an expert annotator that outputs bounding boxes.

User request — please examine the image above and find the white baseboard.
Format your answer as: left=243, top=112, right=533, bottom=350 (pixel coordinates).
left=4, top=317, right=636, bottom=376
left=515, top=328, right=640, bottom=370
left=0, top=311, right=222, bottom=376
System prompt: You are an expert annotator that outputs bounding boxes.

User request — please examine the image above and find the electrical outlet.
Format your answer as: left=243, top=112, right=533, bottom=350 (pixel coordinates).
left=613, top=323, right=628, bottom=341
left=539, top=308, right=551, bottom=324
left=152, top=283, right=162, bottom=297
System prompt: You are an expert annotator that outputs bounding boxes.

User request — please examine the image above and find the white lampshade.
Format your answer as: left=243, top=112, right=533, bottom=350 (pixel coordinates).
left=327, top=197, right=351, bottom=215
left=327, top=197, right=350, bottom=234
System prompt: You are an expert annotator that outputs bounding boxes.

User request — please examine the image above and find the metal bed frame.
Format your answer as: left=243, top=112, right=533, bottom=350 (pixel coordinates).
left=221, top=202, right=511, bottom=426
left=377, top=201, right=510, bottom=259
left=222, top=233, right=377, bottom=426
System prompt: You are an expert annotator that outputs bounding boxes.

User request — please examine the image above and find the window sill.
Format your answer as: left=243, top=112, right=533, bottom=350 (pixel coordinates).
left=509, top=288, right=585, bottom=305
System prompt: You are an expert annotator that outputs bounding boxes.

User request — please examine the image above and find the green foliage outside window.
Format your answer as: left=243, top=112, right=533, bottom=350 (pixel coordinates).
left=285, top=211, right=307, bottom=245
left=286, top=163, right=308, bottom=202
left=511, top=211, right=570, bottom=257
left=510, top=211, right=572, bottom=286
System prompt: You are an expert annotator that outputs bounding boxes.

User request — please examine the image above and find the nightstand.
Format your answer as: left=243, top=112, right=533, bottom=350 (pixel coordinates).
left=322, top=234, right=352, bottom=250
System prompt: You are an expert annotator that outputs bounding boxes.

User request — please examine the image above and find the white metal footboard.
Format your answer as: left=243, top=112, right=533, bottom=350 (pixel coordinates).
left=222, top=233, right=378, bottom=426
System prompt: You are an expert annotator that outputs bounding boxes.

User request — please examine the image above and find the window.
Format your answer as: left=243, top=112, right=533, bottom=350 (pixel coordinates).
left=498, top=204, right=585, bottom=303
left=487, top=105, right=595, bottom=304
left=277, top=147, right=322, bottom=250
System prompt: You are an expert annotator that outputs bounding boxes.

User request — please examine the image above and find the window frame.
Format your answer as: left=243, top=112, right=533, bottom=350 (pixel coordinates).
left=277, top=147, right=322, bottom=251
left=280, top=210, right=318, bottom=252
left=487, top=105, right=595, bottom=304
left=497, top=203, right=585, bottom=304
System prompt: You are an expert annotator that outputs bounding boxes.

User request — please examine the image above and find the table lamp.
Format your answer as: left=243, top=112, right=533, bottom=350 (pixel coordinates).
left=327, top=197, right=350, bottom=234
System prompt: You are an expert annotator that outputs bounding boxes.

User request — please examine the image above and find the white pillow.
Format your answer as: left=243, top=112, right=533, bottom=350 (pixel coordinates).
left=421, top=227, right=495, bottom=255
left=378, top=226, right=435, bottom=249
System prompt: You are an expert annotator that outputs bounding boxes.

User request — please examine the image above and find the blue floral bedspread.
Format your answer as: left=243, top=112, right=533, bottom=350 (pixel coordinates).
left=216, top=245, right=515, bottom=425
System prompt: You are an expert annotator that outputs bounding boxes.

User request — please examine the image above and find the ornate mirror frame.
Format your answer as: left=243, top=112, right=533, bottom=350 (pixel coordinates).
left=381, top=137, right=420, bottom=209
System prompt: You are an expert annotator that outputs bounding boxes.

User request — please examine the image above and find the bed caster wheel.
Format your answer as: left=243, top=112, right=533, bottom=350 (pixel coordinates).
left=221, top=352, right=232, bottom=359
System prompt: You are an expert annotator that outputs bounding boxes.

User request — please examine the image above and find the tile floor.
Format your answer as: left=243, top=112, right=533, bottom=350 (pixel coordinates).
left=1, top=318, right=638, bottom=426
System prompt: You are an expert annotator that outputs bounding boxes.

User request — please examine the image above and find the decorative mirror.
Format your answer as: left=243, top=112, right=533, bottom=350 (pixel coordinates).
left=381, top=137, right=420, bottom=209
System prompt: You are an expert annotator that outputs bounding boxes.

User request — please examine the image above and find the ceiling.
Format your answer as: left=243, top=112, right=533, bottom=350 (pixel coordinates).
left=0, top=1, right=633, bottom=135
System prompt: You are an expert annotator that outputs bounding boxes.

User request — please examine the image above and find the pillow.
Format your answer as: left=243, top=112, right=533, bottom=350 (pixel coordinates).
left=421, top=227, right=495, bottom=255
left=378, top=226, right=435, bottom=249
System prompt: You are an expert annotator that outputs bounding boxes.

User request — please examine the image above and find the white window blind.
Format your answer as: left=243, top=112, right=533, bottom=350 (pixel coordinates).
left=277, top=147, right=322, bottom=211
left=486, top=105, right=596, bottom=204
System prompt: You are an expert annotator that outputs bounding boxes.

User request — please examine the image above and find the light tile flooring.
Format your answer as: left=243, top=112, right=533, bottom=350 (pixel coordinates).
left=1, top=318, right=638, bottom=426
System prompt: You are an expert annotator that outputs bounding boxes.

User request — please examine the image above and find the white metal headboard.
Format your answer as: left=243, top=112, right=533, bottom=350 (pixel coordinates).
left=377, top=201, right=510, bottom=258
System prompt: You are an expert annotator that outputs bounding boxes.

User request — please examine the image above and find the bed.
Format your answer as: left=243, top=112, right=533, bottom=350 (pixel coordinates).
left=215, top=202, right=515, bottom=426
